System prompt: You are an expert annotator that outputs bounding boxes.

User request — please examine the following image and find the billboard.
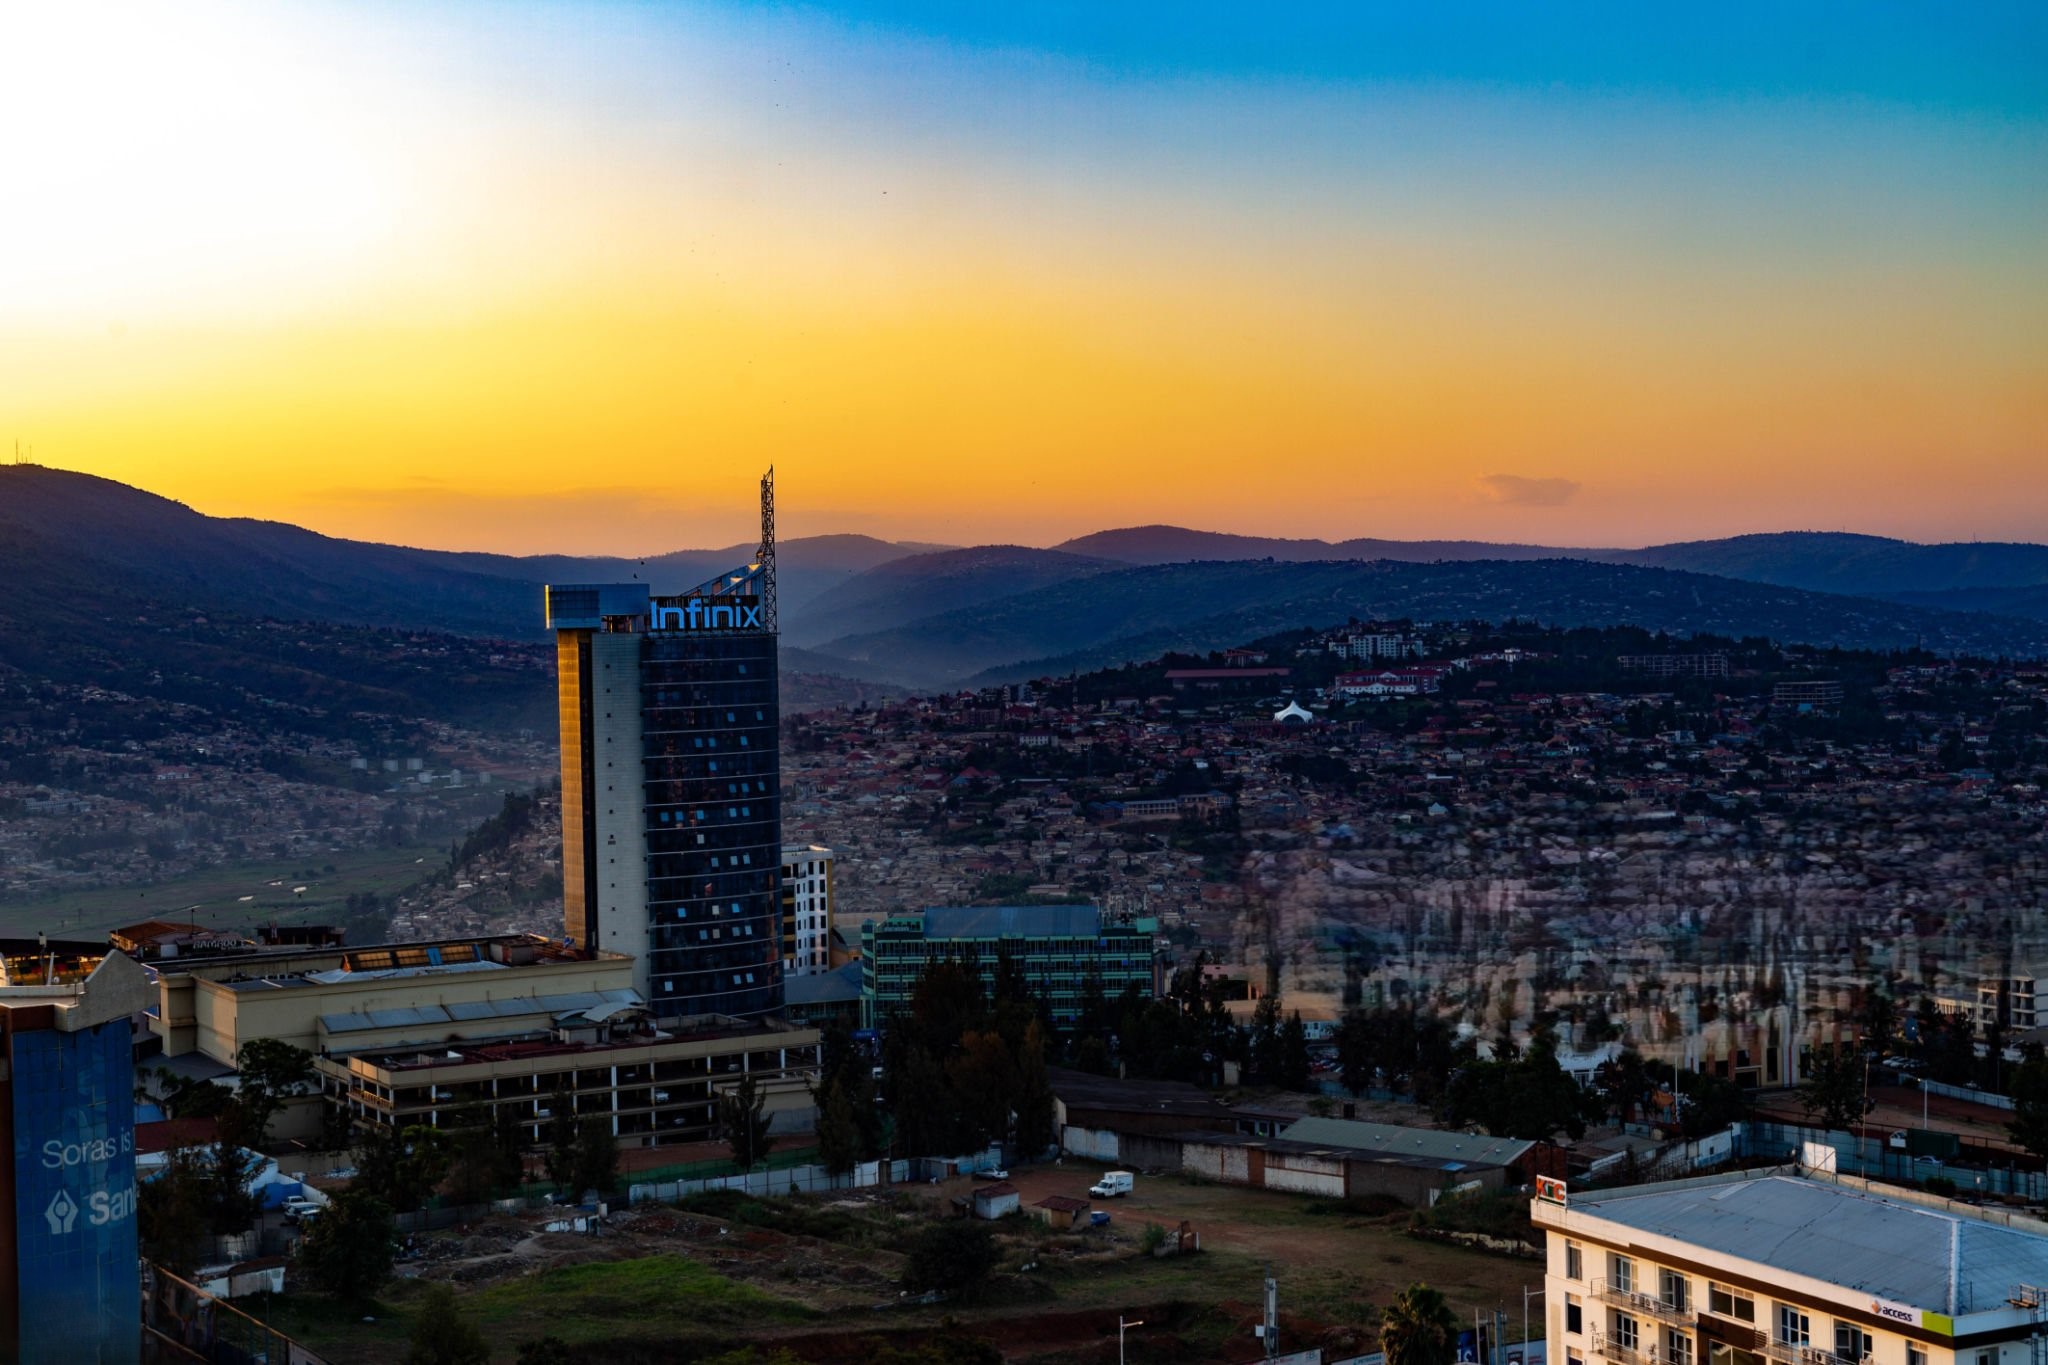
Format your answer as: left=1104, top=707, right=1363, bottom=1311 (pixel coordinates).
left=10, top=1018, right=140, bottom=1364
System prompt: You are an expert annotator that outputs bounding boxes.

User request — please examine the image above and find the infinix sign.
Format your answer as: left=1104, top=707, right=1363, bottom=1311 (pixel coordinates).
left=650, top=597, right=764, bottom=632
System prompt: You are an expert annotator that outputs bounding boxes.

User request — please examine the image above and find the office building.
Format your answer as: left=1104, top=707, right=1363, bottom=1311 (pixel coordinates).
left=1535, top=1167, right=2048, bottom=1365
left=860, top=905, right=1157, bottom=1032
left=0, top=943, right=153, bottom=1364
left=781, top=844, right=834, bottom=976
left=545, top=472, right=785, bottom=1020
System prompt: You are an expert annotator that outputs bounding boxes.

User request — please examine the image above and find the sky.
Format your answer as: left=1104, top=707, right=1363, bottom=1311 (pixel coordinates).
left=3, top=2, right=2044, bottom=555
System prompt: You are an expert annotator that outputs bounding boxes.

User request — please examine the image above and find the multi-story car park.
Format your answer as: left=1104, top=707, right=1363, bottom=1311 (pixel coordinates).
left=1535, top=1168, right=2048, bottom=1365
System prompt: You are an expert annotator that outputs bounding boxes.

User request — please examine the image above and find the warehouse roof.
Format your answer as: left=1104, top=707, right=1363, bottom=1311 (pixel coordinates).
left=1279, top=1116, right=1533, bottom=1169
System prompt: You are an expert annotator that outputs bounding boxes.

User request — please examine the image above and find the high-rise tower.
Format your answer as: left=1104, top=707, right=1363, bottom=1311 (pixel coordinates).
left=546, top=472, right=783, bottom=1018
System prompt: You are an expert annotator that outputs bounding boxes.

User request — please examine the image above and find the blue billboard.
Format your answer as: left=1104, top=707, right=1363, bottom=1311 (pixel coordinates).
left=11, top=1018, right=139, bottom=1364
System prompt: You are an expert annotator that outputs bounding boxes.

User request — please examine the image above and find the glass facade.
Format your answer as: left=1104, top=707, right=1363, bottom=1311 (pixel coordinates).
left=9, top=1018, right=139, bottom=1365
left=641, top=629, right=783, bottom=1017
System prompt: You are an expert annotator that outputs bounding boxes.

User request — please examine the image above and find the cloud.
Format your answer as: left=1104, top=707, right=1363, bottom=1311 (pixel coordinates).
left=1478, top=473, right=1582, bottom=507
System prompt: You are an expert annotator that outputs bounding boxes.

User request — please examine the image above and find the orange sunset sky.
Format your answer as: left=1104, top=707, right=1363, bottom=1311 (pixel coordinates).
left=3, top=3, right=2044, bottom=555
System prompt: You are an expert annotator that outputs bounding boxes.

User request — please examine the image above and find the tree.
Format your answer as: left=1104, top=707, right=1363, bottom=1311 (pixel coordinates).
left=947, top=1030, right=1020, bottom=1148
left=1335, top=1008, right=1377, bottom=1097
left=1279, top=1012, right=1313, bottom=1091
left=718, top=1073, right=776, bottom=1171
left=516, top=1339, right=576, bottom=1365
left=358, top=1124, right=451, bottom=1213
left=573, top=1116, right=619, bottom=1196
left=544, top=1088, right=580, bottom=1194
left=404, top=1282, right=489, bottom=1365
left=817, top=1080, right=864, bottom=1176
left=1012, top=1021, right=1058, bottom=1157
left=1442, top=1038, right=1598, bottom=1142
left=233, top=1038, right=316, bottom=1147
left=1796, top=1046, right=1866, bottom=1132
left=1596, top=1048, right=1652, bottom=1125
left=298, top=1190, right=396, bottom=1303
left=902, top=1220, right=999, bottom=1298
left=2009, top=1055, right=2048, bottom=1161
left=1249, top=993, right=1284, bottom=1084
left=1381, top=1283, right=1458, bottom=1365
left=138, top=1144, right=214, bottom=1274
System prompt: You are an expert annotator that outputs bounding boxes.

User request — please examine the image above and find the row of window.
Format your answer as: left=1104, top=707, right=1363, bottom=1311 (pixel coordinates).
left=1562, top=1241, right=1926, bottom=1365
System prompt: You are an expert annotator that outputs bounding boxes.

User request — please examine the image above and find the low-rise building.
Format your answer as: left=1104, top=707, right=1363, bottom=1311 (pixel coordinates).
left=1534, top=1167, right=2048, bottom=1365
left=861, top=906, right=1156, bottom=1032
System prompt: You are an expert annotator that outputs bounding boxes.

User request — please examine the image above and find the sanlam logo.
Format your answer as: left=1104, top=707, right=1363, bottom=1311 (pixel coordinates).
left=44, top=1189, right=78, bottom=1236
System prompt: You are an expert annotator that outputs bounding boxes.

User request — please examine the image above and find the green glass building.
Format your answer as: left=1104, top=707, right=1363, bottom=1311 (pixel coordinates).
left=859, top=905, right=1158, bottom=1032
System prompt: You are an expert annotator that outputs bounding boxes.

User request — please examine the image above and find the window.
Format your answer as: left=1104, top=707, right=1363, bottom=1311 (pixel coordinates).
left=1834, top=1327, right=1871, bottom=1362
left=1777, top=1307, right=1810, bottom=1348
left=1615, top=1315, right=1640, bottom=1353
left=1567, top=1242, right=1584, bottom=1280
left=1907, top=1347, right=1927, bottom=1365
left=1567, top=1297, right=1583, bottom=1336
left=1661, top=1270, right=1690, bottom=1313
left=1612, top=1255, right=1635, bottom=1295
left=1709, top=1285, right=1755, bottom=1323
left=1668, top=1330, right=1694, bottom=1365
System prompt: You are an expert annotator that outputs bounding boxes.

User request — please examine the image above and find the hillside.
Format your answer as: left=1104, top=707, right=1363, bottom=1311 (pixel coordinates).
left=1613, top=531, right=2048, bottom=597
left=806, top=557, right=2048, bottom=686
left=781, top=545, right=1117, bottom=646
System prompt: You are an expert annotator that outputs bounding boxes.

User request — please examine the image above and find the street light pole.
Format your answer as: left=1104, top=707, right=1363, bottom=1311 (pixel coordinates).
left=1525, top=1284, right=1545, bottom=1360
left=1120, top=1316, right=1145, bottom=1365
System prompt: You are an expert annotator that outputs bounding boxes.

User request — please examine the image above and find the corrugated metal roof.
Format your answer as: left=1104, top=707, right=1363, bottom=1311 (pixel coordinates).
left=1279, top=1116, right=1533, bottom=1168
left=920, top=905, right=1102, bottom=939
left=1573, top=1175, right=2048, bottom=1314
left=319, top=989, right=641, bottom=1036
left=783, top=961, right=862, bottom=1006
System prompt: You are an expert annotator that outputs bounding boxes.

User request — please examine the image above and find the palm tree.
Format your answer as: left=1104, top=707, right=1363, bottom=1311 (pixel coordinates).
left=1382, top=1283, right=1459, bottom=1365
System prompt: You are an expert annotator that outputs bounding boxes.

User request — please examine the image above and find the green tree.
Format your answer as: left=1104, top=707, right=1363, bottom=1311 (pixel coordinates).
left=516, top=1338, right=577, bottom=1365
left=718, top=1073, right=776, bottom=1171
left=817, top=1079, right=863, bottom=1176
left=358, top=1124, right=451, bottom=1213
left=1249, top=993, right=1284, bottom=1084
left=2008, top=1055, right=2048, bottom=1161
left=543, top=1088, right=580, bottom=1194
left=137, top=1144, right=213, bottom=1274
left=297, top=1190, right=396, bottom=1303
left=1334, top=1008, right=1378, bottom=1097
left=1596, top=1048, right=1652, bottom=1124
left=1279, top=1012, right=1313, bottom=1091
left=1443, top=1038, right=1598, bottom=1142
left=404, top=1282, right=489, bottom=1365
left=233, top=1038, right=316, bottom=1147
left=902, top=1220, right=999, bottom=1298
left=1012, top=1021, right=1058, bottom=1157
left=1381, top=1283, right=1458, bottom=1365
left=1796, top=1046, right=1866, bottom=1132
left=573, top=1116, right=619, bottom=1196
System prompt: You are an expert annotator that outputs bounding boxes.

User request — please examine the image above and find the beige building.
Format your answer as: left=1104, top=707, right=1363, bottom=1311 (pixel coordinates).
left=1536, top=1168, right=2048, bottom=1365
left=147, top=935, right=816, bottom=1146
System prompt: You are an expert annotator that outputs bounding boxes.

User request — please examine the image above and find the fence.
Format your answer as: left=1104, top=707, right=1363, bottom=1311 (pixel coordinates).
left=630, top=1157, right=938, bottom=1205
left=1749, top=1120, right=2048, bottom=1202
left=1922, top=1079, right=2017, bottom=1112
left=141, top=1263, right=325, bottom=1364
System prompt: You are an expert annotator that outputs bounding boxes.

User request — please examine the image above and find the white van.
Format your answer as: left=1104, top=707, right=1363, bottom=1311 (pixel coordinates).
left=1088, top=1171, right=1135, bottom=1198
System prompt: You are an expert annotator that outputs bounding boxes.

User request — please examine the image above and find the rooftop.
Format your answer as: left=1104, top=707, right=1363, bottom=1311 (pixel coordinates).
left=1280, top=1116, right=1534, bottom=1169
left=1557, top=1170, right=2048, bottom=1315
left=919, top=905, right=1102, bottom=939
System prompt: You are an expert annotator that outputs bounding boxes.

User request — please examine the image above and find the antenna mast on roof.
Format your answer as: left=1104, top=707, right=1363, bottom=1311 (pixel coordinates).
left=757, top=467, right=777, bottom=633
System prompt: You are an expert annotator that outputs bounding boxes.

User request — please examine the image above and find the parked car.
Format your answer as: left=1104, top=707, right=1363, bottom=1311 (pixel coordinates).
left=1088, top=1171, right=1135, bottom=1198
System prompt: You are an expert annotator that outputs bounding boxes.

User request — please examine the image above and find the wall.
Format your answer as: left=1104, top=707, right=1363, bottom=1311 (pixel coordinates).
left=1061, top=1125, right=1120, bottom=1162
left=6, top=1015, right=140, bottom=1364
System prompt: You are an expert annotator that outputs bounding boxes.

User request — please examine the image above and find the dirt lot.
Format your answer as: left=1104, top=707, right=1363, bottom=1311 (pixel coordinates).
left=277, top=1162, right=1540, bottom=1364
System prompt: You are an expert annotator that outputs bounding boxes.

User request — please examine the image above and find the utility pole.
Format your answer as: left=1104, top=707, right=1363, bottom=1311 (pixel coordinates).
left=1119, top=1316, right=1144, bottom=1365
left=1264, top=1266, right=1280, bottom=1359
left=1524, top=1285, right=1545, bottom=1361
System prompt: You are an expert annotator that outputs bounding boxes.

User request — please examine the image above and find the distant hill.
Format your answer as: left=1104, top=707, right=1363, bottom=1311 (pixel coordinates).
left=805, top=558, right=2048, bottom=687
left=782, top=546, right=1117, bottom=647
left=0, top=466, right=941, bottom=638
left=1607, top=531, right=2048, bottom=599
left=1057, top=524, right=1590, bottom=565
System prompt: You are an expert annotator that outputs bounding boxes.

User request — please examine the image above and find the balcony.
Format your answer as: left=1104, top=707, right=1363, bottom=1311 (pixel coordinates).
left=1593, top=1280, right=1695, bottom=1326
left=1590, top=1331, right=1658, bottom=1365
left=1764, top=1344, right=1860, bottom=1365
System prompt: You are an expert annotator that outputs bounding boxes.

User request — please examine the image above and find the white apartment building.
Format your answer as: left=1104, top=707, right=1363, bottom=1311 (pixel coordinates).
left=780, top=844, right=834, bottom=976
left=1536, top=1168, right=2048, bottom=1365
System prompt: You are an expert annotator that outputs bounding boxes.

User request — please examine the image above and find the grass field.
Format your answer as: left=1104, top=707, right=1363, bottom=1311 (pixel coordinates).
left=0, top=840, right=449, bottom=939
left=269, top=1254, right=818, bottom=1363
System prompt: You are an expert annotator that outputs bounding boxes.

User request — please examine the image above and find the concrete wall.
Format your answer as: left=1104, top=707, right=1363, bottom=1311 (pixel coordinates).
left=1061, top=1124, right=1120, bottom=1162
left=1261, top=1149, right=1347, bottom=1198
